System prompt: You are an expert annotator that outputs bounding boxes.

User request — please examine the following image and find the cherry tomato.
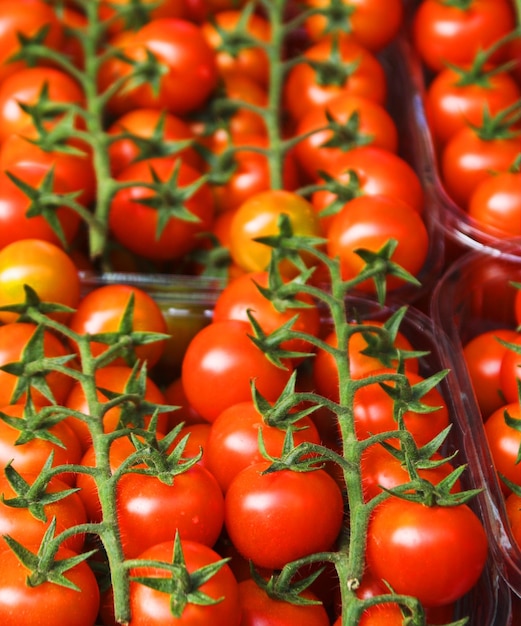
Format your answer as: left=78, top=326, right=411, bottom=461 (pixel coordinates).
left=505, top=490, right=521, bottom=550
left=0, top=543, right=100, bottom=626
left=412, top=0, right=515, bottom=73
left=109, top=156, right=215, bottom=262
left=499, top=334, right=521, bottom=404
left=224, top=461, right=344, bottom=570
left=366, top=496, right=488, bottom=607
left=229, top=190, right=323, bottom=276
left=68, top=283, right=168, bottom=368
left=326, top=194, right=429, bottom=293
left=181, top=319, right=295, bottom=422
left=128, top=539, right=242, bottom=626
left=99, top=18, right=218, bottom=117
left=163, top=377, right=207, bottom=429
left=0, top=238, right=81, bottom=325
left=294, top=94, right=398, bottom=181
left=205, top=399, right=321, bottom=491
left=284, top=35, right=387, bottom=122
left=484, top=402, right=521, bottom=494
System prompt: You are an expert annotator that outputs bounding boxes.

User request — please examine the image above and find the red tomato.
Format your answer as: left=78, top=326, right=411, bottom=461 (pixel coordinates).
left=107, top=108, right=204, bottom=176
left=353, top=368, right=450, bottom=447
left=0, top=403, right=82, bottom=485
left=312, top=321, right=419, bottom=404
left=238, top=578, right=330, bottom=626
left=0, top=66, right=84, bottom=144
left=310, top=146, right=424, bottom=233
left=229, top=189, right=323, bottom=276
left=0, top=472, right=87, bottom=552
left=425, top=65, right=521, bottom=150
left=484, top=402, right=521, bottom=494
left=302, top=0, right=404, bottom=52
left=0, top=322, right=75, bottom=406
left=0, top=543, right=100, bottom=626
left=164, top=377, right=207, bottom=429
left=171, top=422, right=211, bottom=467
left=412, top=0, right=515, bottom=72
left=333, top=603, right=407, bottom=626
left=0, top=238, right=81, bottom=325
left=366, top=497, right=488, bottom=607
left=463, top=328, right=519, bottom=419
left=109, top=156, right=215, bottom=261
left=467, top=170, right=521, bottom=238
left=499, top=335, right=521, bottom=404
left=116, top=463, right=225, bottom=558
left=294, top=94, right=398, bottom=181
left=201, top=10, right=271, bottom=87
left=68, top=283, right=168, bottom=368
left=212, top=270, right=321, bottom=362
left=63, top=365, right=169, bottom=452
left=441, top=125, right=521, bottom=210
left=205, top=399, right=321, bottom=491
left=128, top=539, right=242, bottom=626
left=224, top=461, right=344, bottom=570
left=99, top=19, right=218, bottom=117
left=505, top=490, right=521, bottom=550
left=0, top=162, right=81, bottom=250
left=326, top=194, right=429, bottom=292
left=181, top=319, right=294, bottom=422
left=284, top=35, right=387, bottom=122
left=0, top=0, right=64, bottom=84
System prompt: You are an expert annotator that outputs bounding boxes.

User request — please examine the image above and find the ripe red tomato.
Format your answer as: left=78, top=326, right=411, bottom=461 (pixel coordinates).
left=301, top=0, right=404, bottom=52
left=0, top=66, right=84, bottom=144
left=0, top=543, right=100, bottom=626
left=224, top=461, right=344, bottom=570
left=68, top=283, right=168, bottom=368
left=181, top=319, right=295, bottom=422
left=0, top=322, right=75, bottom=407
left=333, top=603, right=407, bottom=626
left=201, top=10, right=271, bottom=88
left=0, top=0, right=64, bottom=84
left=505, top=490, right=521, bottom=550
left=116, top=463, right=225, bottom=558
left=366, top=496, right=488, bottom=607
left=294, top=94, right=398, bottom=181
left=0, top=162, right=81, bottom=250
left=212, top=270, right=321, bottom=363
left=467, top=170, right=521, bottom=238
left=0, top=239, right=81, bottom=325
left=99, top=18, right=218, bottom=117
left=228, top=190, right=323, bottom=276
left=0, top=403, right=82, bottom=486
left=204, top=399, right=321, bottom=491
left=238, top=578, right=331, bottom=626
left=463, top=328, right=519, bottom=419
left=499, top=334, right=521, bottom=404
left=412, top=0, right=515, bottom=72
left=284, top=35, right=387, bottom=122
left=107, top=108, right=204, bottom=176
left=326, top=194, right=429, bottom=293
left=484, top=402, right=521, bottom=494
left=0, top=472, right=87, bottom=553
left=109, top=156, right=215, bottom=261
left=63, top=364, right=169, bottom=451
left=128, top=539, right=242, bottom=626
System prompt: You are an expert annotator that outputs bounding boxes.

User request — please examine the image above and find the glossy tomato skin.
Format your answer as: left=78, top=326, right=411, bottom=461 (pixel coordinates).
left=109, top=156, right=215, bottom=261
left=224, top=461, right=344, bottom=570
left=238, top=578, right=331, bottom=626
left=99, top=18, right=218, bottom=117
left=499, top=335, right=521, bottom=405
left=181, top=320, right=294, bottom=423
left=116, top=464, right=225, bottom=558
left=128, top=539, right=242, bottom=626
left=294, top=95, right=398, bottom=181
left=204, top=400, right=321, bottom=492
left=467, top=171, right=521, bottom=238
left=68, top=283, right=168, bottom=368
left=484, top=402, right=521, bottom=494
left=0, top=543, right=100, bottom=626
left=366, top=497, right=488, bottom=607
left=284, top=35, right=387, bottom=122
left=326, top=194, right=429, bottom=293
left=0, top=239, right=81, bottom=325
left=412, top=0, right=515, bottom=72
left=302, top=0, right=404, bottom=52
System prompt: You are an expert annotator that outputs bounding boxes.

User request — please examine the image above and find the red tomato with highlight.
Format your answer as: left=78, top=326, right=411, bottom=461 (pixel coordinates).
left=484, top=402, right=521, bottom=494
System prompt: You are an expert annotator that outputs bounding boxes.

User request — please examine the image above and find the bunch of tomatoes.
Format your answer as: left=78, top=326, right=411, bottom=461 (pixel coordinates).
left=0, top=0, right=518, bottom=625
